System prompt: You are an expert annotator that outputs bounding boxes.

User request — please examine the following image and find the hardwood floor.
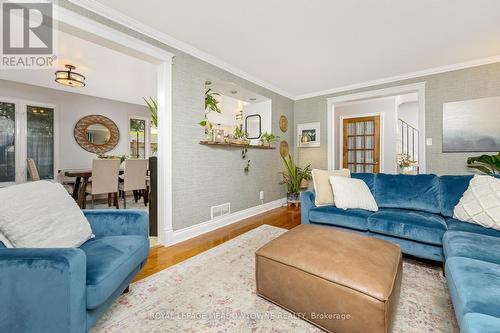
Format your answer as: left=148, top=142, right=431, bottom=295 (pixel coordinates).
left=134, top=205, right=301, bottom=281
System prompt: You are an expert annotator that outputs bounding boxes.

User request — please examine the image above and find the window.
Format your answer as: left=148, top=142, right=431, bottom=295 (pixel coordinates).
left=0, top=102, right=16, bottom=183
left=0, top=99, right=56, bottom=185
left=129, top=116, right=157, bottom=159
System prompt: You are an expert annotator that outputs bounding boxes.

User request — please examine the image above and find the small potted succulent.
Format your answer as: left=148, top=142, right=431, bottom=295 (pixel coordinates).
left=259, top=132, right=280, bottom=147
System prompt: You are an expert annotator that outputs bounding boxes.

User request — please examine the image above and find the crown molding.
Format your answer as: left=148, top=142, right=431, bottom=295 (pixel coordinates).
left=67, top=0, right=296, bottom=100
left=295, top=54, right=500, bottom=100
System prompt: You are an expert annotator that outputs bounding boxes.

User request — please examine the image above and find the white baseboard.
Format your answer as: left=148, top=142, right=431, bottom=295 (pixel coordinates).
left=164, top=198, right=287, bottom=245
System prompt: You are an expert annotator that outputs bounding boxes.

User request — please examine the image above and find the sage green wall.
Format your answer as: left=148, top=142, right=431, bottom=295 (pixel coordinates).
left=294, top=62, right=500, bottom=175
left=60, top=1, right=294, bottom=230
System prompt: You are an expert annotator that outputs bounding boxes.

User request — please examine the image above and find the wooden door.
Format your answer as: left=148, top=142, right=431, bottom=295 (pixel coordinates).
left=343, top=116, right=380, bottom=173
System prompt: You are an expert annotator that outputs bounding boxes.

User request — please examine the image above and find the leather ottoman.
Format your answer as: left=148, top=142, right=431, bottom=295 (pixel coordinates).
left=255, top=224, right=402, bottom=333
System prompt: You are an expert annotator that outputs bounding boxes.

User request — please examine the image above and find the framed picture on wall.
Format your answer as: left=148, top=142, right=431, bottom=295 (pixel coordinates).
left=443, top=96, right=500, bottom=152
left=297, top=122, right=320, bottom=147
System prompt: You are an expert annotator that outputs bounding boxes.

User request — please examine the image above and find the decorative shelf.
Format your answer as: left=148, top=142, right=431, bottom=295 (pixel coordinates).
left=199, top=141, right=276, bottom=149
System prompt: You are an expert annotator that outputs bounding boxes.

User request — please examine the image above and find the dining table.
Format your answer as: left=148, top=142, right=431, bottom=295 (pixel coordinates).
left=64, top=169, right=124, bottom=209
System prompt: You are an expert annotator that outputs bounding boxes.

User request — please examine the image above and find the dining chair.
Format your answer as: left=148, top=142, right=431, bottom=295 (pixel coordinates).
left=27, top=158, right=40, bottom=181
left=119, top=159, right=148, bottom=209
left=88, top=159, right=121, bottom=209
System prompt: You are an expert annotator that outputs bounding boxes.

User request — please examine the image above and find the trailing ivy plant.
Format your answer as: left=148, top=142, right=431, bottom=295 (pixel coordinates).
left=467, top=152, right=500, bottom=174
left=200, top=89, right=221, bottom=129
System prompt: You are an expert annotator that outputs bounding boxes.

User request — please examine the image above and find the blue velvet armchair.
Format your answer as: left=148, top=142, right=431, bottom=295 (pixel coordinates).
left=0, top=210, right=150, bottom=333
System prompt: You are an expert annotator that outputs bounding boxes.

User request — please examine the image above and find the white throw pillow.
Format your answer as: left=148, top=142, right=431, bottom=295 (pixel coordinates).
left=329, top=176, right=378, bottom=212
left=453, top=175, right=500, bottom=230
left=311, top=169, right=351, bottom=206
left=0, top=181, right=93, bottom=248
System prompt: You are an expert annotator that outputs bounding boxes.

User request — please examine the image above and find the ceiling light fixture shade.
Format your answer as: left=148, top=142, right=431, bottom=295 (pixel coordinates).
left=55, top=64, right=86, bottom=87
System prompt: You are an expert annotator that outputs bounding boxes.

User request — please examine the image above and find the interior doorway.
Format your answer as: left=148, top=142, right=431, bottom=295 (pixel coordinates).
left=327, top=83, right=426, bottom=174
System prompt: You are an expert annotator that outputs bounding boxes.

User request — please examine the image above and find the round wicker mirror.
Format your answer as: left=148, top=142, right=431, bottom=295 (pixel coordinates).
left=74, top=115, right=120, bottom=153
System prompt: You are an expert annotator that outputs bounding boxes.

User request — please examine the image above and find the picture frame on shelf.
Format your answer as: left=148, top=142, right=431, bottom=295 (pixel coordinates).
left=297, top=122, right=320, bottom=147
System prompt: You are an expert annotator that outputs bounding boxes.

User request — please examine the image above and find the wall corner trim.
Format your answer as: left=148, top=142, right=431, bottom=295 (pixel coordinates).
left=164, top=198, right=287, bottom=245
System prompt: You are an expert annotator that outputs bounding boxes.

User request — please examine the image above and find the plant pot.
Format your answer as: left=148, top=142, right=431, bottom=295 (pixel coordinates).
left=287, top=192, right=300, bottom=203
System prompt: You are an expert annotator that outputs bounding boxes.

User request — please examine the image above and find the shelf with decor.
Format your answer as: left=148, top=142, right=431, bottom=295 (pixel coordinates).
left=198, top=141, right=275, bottom=149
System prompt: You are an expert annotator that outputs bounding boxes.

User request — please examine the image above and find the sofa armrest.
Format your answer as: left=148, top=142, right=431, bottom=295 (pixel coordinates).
left=0, top=248, right=87, bottom=333
left=83, top=209, right=149, bottom=238
left=300, top=190, right=316, bottom=224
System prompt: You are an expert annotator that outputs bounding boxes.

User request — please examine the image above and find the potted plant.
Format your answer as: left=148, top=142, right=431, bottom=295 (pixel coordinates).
left=280, top=154, right=312, bottom=203
left=233, top=126, right=249, bottom=145
left=199, top=89, right=222, bottom=141
left=467, top=152, right=500, bottom=174
left=144, top=97, right=158, bottom=128
left=397, top=154, right=416, bottom=174
left=259, top=132, right=280, bottom=147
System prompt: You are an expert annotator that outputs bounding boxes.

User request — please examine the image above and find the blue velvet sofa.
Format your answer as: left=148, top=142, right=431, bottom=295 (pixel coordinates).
left=301, top=173, right=500, bottom=333
left=0, top=209, right=149, bottom=333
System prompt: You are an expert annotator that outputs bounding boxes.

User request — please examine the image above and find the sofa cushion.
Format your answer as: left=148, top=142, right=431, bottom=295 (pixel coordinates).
left=309, top=206, right=372, bottom=231
left=352, top=173, right=375, bottom=193
left=81, top=235, right=149, bottom=309
left=374, top=174, right=441, bottom=213
left=445, top=257, right=500, bottom=323
left=440, top=175, right=474, bottom=217
left=446, top=217, right=500, bottom=238
left=368, top=208, right=447, bottom=245
left=461, top=313, right=500, bottom=333
left=443, top=231, right=500, bottom=264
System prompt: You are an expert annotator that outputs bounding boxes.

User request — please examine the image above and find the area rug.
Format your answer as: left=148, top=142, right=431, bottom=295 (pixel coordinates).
left=92, top=225, right=459, bottom=333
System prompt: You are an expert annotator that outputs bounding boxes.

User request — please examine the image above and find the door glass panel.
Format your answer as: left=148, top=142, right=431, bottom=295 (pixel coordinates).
left=348, top=137, right=355, bottom=149
left=0, top=102, right=16, bottom=182
left=27, top=106, right=54, bottom=180
left=356, top=122, right=365, bottom=135
left=365, top=165, right=374, bottom=173
left=365, top=135, right=374, bottom=149
left=356, top=136, right=364, bottom=149
left=365, top=121, right=374, bottom=135
left=129, top=118, right=146, bottom=159
left=348, top=123, right=355, bottom=135
left=348, top=151, right=354, bottom=163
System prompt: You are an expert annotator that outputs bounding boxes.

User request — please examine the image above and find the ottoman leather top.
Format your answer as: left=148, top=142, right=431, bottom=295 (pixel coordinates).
left=256, top=224, right=402, bottom=301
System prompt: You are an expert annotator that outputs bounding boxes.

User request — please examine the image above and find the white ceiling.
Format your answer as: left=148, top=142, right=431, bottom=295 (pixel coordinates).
left=0, top=29, right=157, bottom=105
left=84, top=0, right=500, bottom=99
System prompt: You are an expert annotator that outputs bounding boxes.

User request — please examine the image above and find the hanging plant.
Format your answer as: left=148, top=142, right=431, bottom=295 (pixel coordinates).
left=200, top=89, right=221, bottom=130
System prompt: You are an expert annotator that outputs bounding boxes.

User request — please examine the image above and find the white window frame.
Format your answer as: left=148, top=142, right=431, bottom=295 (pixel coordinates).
left=0, top=96, right=59, bottom=185
left=128, top=115, right=152, bottom=159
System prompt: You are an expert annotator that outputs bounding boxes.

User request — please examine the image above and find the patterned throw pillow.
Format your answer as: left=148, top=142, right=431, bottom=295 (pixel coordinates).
left=453, top=175, right=500, bottom=230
